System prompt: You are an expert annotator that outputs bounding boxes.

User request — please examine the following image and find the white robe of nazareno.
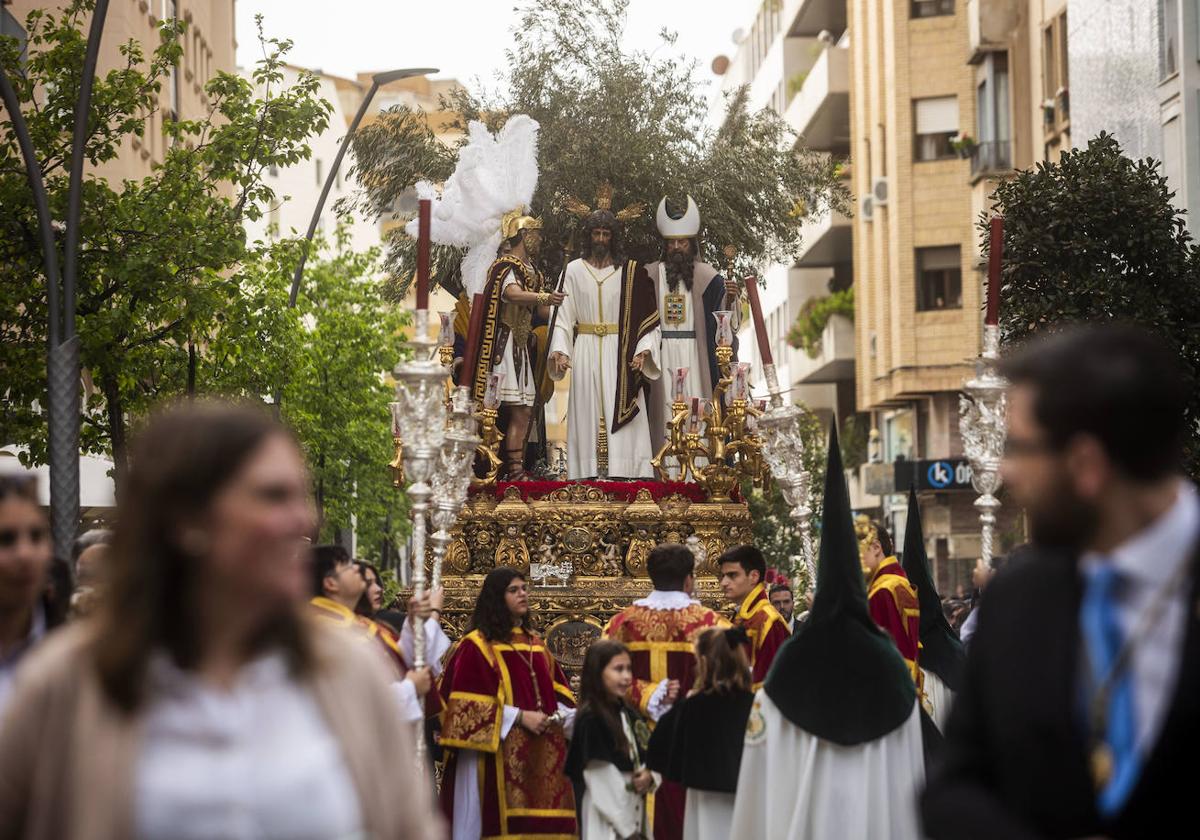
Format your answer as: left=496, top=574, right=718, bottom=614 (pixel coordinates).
left=730, top=690, right=925, bottom=840
left=550, top=258, right=661, bottom=479
left=682, top=789, right=735, bottom=840
left=922, top=667, right=955, bottom=732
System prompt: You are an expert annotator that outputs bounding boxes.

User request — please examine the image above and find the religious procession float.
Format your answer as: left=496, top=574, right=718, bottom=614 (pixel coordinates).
left=386, top=115, right=821, bottom=674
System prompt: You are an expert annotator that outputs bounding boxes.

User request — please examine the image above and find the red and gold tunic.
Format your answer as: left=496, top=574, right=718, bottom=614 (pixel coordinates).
left=309, top=596, right=407, bottom=678
left=438, top=627, right=576, bottom=839
left=734, top=583, right=791, bottom=690
left=602, top=600, right=728, bottom=713
left=603, top=597, right=727, bottom=840
left=867, top=556, right=922, bottom=684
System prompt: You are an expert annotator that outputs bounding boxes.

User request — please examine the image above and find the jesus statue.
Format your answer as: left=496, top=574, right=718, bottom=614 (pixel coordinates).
left=549, top=205, right=661, bottom=479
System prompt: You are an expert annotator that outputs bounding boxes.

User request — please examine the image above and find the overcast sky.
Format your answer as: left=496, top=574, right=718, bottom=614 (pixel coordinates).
left=236, top=0, right=757, bottom=93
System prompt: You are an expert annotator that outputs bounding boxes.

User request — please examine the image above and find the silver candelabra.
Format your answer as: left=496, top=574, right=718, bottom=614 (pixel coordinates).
left=430, top=384, right=481, bottom=591
left=959, top=323, right=1008, bottom=568
left=755, top=363, right=816, bottom=596
left=390, top=310, right=448, bottom=763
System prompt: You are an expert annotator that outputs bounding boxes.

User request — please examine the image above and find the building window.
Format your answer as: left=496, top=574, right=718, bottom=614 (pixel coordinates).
left=914, top=96, right=959, bottom=161
left=916, top=246, right=962, bottom=311
left=912, top=0, right=954, bottom=18
left=973, top=53, right=1011, bottom=175
left=1160, top=0, right=1179, bottom=80
left=315, top=159, right=324, bottom=187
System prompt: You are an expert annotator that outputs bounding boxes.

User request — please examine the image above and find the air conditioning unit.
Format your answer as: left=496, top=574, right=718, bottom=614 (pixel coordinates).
left=872, top=177, right=890, bottom=206
left=860, top=194, right=874, bottom=221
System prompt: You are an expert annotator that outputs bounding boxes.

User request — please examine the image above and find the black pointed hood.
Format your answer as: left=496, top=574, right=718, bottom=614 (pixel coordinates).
left=901, top=487, right=966, bottom=691
left=763, top=424, right=916, bottom=745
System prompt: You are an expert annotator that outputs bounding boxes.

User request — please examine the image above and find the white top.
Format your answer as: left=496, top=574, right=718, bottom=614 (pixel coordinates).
left=1079, top=478, right=1198, bottom=755
left=0, top=602, right=45, bottom=719
left=633, top=589, right=699, bottom=611
left=135, top=652, right=364, bottom=840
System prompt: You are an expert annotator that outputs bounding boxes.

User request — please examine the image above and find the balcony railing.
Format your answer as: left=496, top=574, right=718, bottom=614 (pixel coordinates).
left=970, top=140, right=1012, bottom=178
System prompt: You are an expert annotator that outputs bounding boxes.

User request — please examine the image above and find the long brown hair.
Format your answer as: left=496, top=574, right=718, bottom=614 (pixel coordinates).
left=93, top=400, right=314, bottom=712
left=693, top=626, right=751, bottom=695
left=579, top=639, right=634, bottom=754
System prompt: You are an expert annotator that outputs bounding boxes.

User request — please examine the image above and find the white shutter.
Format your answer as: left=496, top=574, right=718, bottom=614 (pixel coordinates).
left=915, top=96, right=959, bottom=134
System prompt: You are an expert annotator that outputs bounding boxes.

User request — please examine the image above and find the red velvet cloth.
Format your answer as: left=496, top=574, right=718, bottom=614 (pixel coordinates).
left=469, top=479, right=733, bottom=503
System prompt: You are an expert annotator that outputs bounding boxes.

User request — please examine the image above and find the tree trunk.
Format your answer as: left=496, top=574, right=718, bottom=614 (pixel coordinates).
left=101, top=372, right=129, bottom=500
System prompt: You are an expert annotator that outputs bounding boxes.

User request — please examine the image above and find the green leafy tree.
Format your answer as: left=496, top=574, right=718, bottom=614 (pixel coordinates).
left=986, top=132, right=1200, bottom=474
left=742, top=406, right=826, bottom=578
left=242, top=231, right=408, bottom=557
left=0, top=3, right=330, bottom=488
left=348, top=0, right=848, bottom=300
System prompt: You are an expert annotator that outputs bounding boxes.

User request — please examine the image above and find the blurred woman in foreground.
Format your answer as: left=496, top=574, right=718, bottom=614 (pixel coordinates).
left=0, top=401, right=443, bottom=840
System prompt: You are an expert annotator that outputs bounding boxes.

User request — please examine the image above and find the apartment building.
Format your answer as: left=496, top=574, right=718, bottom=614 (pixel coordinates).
left=1069, top=0, right=1200, bottom=235
left=4, top=0, right=236, bottom=183
left=716, top=0, right=857, bottom=436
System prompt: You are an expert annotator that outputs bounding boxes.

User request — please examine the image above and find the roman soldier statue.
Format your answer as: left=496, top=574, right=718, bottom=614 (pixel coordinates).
left=467, top=210, right=564, bottom=479
left=645, top=196, right=740, bottom=453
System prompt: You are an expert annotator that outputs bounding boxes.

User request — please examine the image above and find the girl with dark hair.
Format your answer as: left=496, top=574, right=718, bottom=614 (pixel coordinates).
left=565, top=639, right=657, bottom=840
left=647, top=626, right=756, bottom=840
left=354, top=560, right=385, bottom=617
left=0, top=401, right=442, bottom=840
left=438, top=567, right=577, bottom=839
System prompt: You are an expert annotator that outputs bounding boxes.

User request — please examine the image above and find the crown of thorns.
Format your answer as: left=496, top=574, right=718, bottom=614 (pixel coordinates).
left=560, top=181, right=646, bottom=223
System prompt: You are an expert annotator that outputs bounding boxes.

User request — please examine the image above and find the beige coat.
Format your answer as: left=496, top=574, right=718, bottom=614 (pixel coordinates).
left=0, top=620, right=445, bottom=840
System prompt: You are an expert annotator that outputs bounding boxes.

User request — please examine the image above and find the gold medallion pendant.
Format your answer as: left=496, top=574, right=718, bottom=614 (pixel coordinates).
left=664, top=293, right=686, bottom=325
left=1090, top=741, right=1114, bottom=790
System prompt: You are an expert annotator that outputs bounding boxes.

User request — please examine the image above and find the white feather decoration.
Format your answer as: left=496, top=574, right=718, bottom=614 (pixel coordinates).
left=404, top=115, right=540, bottom=297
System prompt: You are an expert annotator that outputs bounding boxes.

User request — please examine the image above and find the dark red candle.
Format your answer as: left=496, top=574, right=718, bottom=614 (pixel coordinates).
left=743, top=275, right=774, bottom=367
left=986, top=215, right=1003, bottom=326
left=416, top=199, right=431, bottom=311
left=458, top=293, right=486, bottom=388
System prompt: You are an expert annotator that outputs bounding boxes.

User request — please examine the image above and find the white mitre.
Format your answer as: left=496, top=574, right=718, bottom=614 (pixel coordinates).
left=655, top=195, right=701, bottom=239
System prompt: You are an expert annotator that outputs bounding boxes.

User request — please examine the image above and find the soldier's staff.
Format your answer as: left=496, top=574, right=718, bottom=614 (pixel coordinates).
left=532, top=237, right=574, bottom=470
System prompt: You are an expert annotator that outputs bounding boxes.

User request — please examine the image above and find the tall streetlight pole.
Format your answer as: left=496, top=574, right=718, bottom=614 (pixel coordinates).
left=288, top=67, right=437, bottom=307
left=0, top=0, right=110, bottom=560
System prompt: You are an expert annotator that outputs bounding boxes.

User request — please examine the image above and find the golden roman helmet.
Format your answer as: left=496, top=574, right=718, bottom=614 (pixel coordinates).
left=501, top=207, right=543, bottom=241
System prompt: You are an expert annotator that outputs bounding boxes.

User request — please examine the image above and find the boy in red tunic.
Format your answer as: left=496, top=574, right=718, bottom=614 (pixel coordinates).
left=858, top=517, right=922, bottom=685
left=717, top=545, right=790, bottom=690
left=603, top=543, right=727, bottom=840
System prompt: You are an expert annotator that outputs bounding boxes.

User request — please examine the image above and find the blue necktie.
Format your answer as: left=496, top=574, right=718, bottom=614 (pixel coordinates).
left=1080, top=563, right=1140, bottom=816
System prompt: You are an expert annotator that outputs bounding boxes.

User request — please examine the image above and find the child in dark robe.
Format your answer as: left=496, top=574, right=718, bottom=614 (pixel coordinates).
left=565, top=640, right=658, bottom=839
left=647, top=626, right=755, bottom=840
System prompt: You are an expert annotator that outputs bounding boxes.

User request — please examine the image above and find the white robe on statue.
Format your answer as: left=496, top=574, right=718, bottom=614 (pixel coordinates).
left=730, top=690, right=925, bottom=840
left=922, top=667, right=955, bottom=733
left=551, top=258, right=661, bottom=479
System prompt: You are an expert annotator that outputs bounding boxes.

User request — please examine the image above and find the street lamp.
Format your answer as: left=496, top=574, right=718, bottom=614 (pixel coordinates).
left=287, top=66, right=439, bottom=307
left=0, top=0, right=111, bottom=559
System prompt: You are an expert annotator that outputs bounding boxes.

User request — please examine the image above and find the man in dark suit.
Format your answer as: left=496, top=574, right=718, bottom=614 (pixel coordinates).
left=922, top=324, right=1200, bottom=839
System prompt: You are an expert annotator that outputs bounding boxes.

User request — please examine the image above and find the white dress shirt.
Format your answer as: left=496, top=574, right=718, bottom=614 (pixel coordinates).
left=0, top=602, right=45, bottom=719
left=135, top=652, right=364, bottom=840
left=1079, top=479, right=1198, bottom=756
